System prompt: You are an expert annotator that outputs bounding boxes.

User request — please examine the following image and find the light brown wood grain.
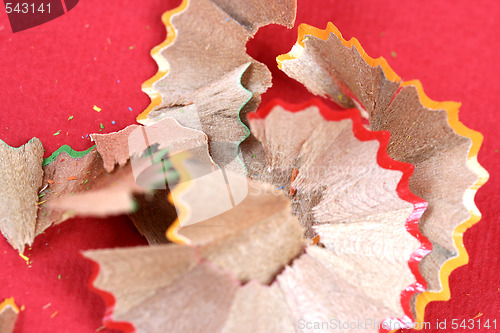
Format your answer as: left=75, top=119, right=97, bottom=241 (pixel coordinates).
left=148, top=64, right=252, bottom=175
left=86, top=104, right=418, bottom=332
left=37, top=118, right=209, bottom=245
left=0, top=299, right=19, bottom=333
left=0, top=138, right=44, bottom=252
left=144, top=0, right=297, bottom=176
left=279, top=31, right=478, bottom=294
left=0, top=306, right=17, bottom=333
left=91, top=124, right=140, bottom=172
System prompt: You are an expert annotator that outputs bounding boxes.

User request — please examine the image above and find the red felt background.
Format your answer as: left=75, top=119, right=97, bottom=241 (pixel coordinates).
left=0, top=0, right=498, bottom=332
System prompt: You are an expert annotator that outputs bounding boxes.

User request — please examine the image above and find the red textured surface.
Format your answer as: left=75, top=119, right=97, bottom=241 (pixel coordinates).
left=0, top=0, right=498, bottom=332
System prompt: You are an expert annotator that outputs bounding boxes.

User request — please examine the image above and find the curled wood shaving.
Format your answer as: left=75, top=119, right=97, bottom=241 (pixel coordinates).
left=0, top=138, right=43, bottom=253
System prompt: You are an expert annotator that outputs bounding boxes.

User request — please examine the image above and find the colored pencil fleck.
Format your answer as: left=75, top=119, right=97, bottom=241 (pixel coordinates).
left=39, top=184, right=49, bottom=193
left=19, top=253, right=29, bottom=263
left=289, top=168, right=299, bottom=196
left=472, top=312, right=483, bottom=319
